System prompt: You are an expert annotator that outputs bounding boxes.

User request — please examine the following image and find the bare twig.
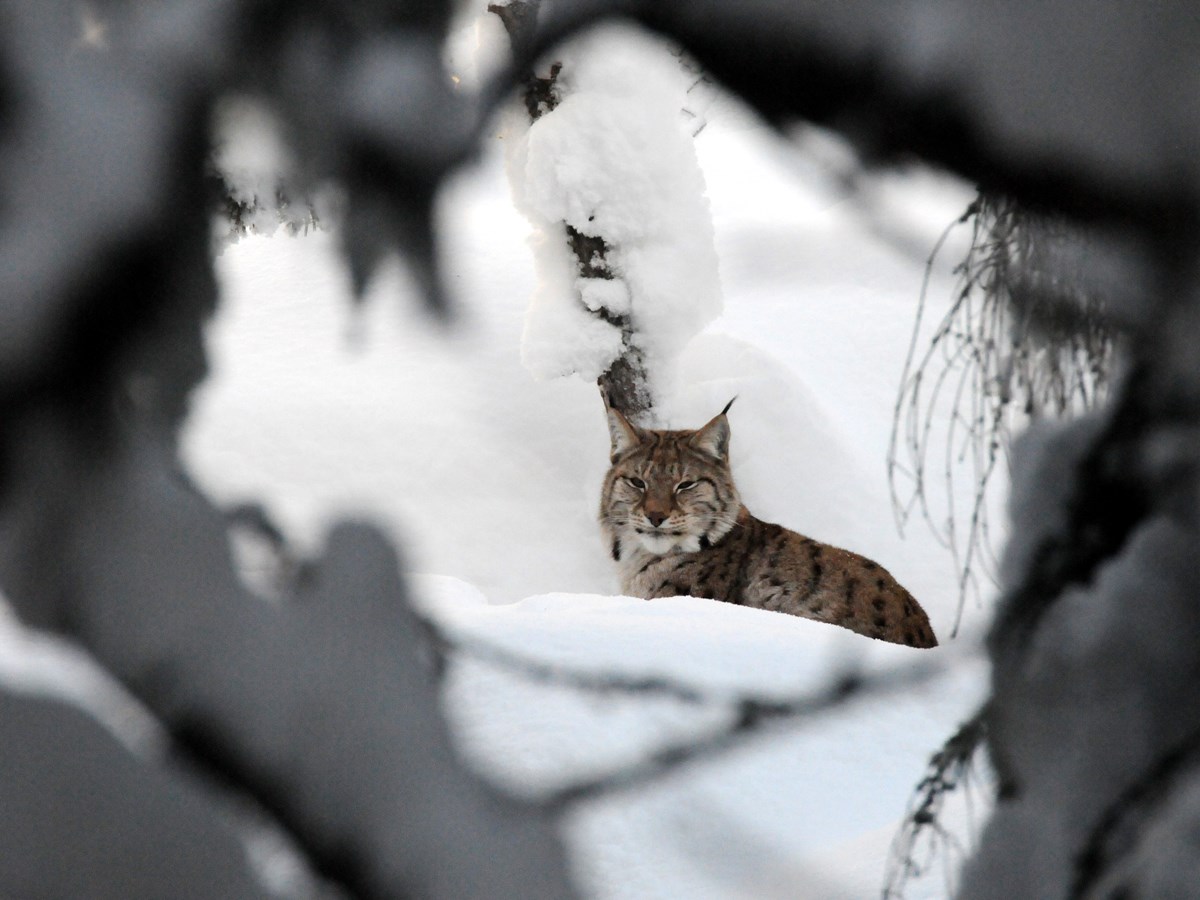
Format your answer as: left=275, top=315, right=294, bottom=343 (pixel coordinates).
left=883, top=705, right=990, bottom=899
left=420, top=616, right=708, bottom=705
left=888, top=194, right=1116, bottom=634
left=420, top=613, right=957, bottom=813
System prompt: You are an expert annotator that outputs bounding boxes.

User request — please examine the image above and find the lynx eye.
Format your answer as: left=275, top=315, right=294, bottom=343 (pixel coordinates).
left=675, top=480, right=697, bottom=493
left=625, top=476, right=646, bottom=491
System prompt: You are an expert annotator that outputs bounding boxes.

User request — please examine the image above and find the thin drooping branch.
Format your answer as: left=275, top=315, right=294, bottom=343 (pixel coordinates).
left=883, top=706, right=990, bottom=898
left=888, top=194, right=1118, bottom=634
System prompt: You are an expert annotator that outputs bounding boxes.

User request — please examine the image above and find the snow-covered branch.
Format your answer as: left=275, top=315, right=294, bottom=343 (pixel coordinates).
left=491, top=9, right=721, bottom=422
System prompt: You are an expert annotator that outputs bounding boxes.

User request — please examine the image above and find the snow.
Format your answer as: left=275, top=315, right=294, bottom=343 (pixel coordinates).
left=1, top=29, right=995, bottom=897
left=414, top=575, right=987, bottom=900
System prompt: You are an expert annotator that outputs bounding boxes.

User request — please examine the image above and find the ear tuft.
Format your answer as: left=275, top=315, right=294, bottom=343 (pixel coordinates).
left=690, top=404, right=732, bottom=460
left=605, top=406, right=642, bottom=460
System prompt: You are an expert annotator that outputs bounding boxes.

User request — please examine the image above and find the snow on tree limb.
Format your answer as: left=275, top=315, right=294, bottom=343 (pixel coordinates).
left=492, top=16, right=721, bottom=422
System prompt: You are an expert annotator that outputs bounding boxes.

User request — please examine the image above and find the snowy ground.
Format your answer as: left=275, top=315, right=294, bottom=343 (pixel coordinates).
left=179, top=90, right=998, bottom=899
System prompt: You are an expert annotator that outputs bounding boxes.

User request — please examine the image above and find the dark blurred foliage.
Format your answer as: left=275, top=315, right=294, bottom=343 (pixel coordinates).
left=2, top=1, right=1199, bottom=898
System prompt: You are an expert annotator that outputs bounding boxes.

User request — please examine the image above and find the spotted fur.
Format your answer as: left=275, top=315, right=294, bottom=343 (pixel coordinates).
left=599, top=402, right=937, bottom=648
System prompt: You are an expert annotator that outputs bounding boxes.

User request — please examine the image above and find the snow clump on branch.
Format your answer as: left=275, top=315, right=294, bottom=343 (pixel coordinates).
left=506, top=26, right=722, bottom=390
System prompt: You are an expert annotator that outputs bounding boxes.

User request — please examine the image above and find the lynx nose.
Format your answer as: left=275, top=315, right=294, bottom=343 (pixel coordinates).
left=646, top=511, right=667, bottom=528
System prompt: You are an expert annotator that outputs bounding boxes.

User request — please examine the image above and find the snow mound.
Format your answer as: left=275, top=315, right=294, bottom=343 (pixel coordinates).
left=415, top=573, right=932, bottom=697
left=414, top=575, right=988, bottom=899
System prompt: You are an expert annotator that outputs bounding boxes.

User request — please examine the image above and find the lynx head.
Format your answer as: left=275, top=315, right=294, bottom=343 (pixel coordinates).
left=600, top=399, right=742, bottom=559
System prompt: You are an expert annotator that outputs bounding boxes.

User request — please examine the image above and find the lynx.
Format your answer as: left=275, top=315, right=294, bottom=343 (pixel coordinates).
left=599, top=400, right=938, bottom=648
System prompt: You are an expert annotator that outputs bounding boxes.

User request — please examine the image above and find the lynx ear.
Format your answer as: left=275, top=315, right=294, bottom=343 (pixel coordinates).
left=606, top=406, right=642, bottom=460
left=690, top=397, right=735, bottom=459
